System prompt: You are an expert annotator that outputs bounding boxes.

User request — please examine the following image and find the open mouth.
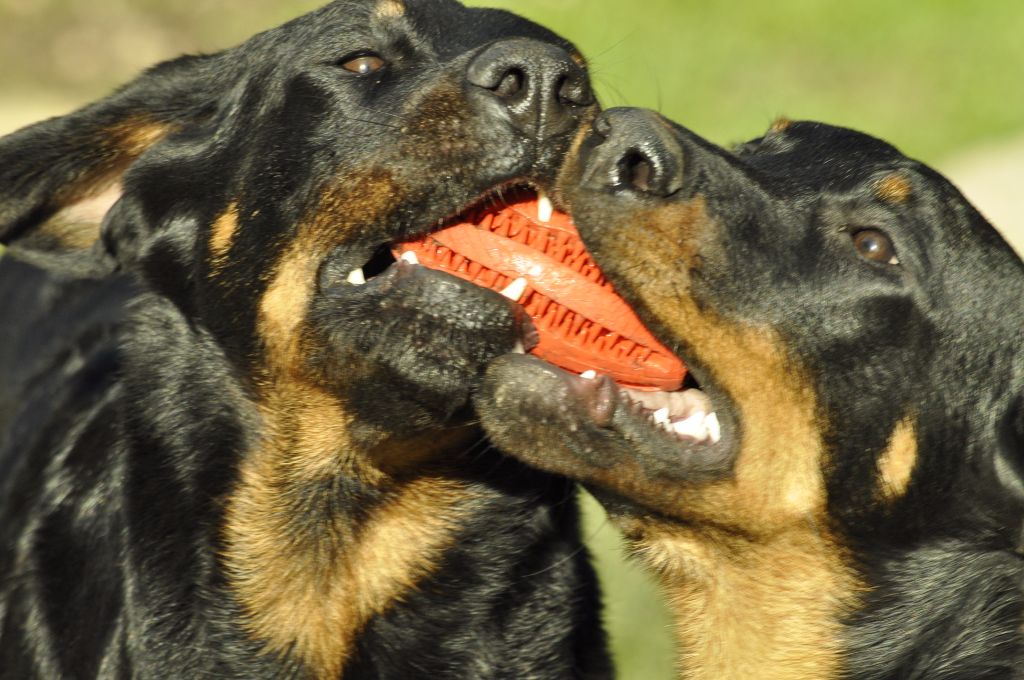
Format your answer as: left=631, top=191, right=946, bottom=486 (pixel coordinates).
left=330, top=183, right=728, bottom=453
left=613, top=375, right=721, bottom=445
left=395, top=187, right=685, bottom=389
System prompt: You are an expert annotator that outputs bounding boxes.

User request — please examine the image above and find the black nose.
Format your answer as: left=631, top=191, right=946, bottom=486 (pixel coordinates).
left=468, top=38, right=594, bottom=139
left=581, top=108, right=684, bottom=197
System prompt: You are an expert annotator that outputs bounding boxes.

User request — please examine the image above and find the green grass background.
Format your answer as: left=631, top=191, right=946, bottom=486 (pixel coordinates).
left=3, top=1, right=1024, bottom=677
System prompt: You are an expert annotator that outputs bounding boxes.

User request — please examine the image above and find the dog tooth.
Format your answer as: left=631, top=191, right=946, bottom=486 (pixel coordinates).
left=671, top=413, right=707, bottom=440
left=511, top=341, right=526, bottom=354
left=400, top=250, right=420, bottom=265
left=346, top=268, right=366, bottom=285
left=500, top=277, right=529, bottom=301
left=653, top=407, right=671, bottom=426
left=537, top=192, right=554, bottom=222
left=705, top=413, right=721, bottom=443
left=580, top=370, right=597, bottom=380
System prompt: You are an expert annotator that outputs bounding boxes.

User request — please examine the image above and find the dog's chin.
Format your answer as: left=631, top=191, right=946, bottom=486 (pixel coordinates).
left=476, top=353, right=739, bottom=492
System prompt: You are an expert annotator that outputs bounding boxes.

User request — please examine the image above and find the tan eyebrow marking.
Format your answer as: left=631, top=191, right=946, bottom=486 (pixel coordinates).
left=875, top=172, right=913, bottom=204
left=374, top=0, right=406, bottom=19
left=877, top=417, right=918, bottom=500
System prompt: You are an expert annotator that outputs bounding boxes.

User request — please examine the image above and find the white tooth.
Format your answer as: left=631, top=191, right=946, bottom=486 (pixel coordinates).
left=400, top=250, right=419, bottom=265
left=672, top=413, right=707, bottom=440
left=500, top=277, right=528, bottom=301
left=580, top=370, right=597, bottom=380
left=346, top=268, right=366, bottom=285
left=511, top=341, right=526, bottom=354
left=705, top=413, right=721, bottom=443
left=537, top=192, right=554, bottom=222
left=653, top=407, right=671, bottom=426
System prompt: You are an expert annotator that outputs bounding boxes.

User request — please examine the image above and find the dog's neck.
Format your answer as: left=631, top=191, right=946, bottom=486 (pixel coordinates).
left=116, top=297, right=607, bottom=678
left=842, top=538, right=1024, bottom=679
left=621, top=513, right=1024, bottom=679
left=618, top=516, right=858, bottom=680
left=220, top=371, right=475, bottom=674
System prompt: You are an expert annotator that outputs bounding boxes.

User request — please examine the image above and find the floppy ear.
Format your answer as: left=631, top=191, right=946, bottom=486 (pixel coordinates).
left=0, top=53, right=228, bottom=276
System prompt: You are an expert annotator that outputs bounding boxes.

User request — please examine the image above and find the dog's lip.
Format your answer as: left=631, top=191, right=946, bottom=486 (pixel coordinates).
left=516, top=351, right=726, bottom=449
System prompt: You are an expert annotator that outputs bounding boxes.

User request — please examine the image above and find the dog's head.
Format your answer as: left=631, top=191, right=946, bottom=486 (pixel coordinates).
left=476, top=108, right=1024, bottom=672
left=1, top=2, right=603, bottom=672
left=477, top=106, right=1024, bottom=671
left=0, top=0, right=597, bottom=445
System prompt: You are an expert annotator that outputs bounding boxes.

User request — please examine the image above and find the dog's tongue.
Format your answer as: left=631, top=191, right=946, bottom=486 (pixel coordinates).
left=393, top=196, right=685, bottom=390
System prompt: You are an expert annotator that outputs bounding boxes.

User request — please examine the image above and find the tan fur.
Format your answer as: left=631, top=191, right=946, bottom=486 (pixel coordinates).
left=224, top=434, right=478, bottom=678
left=35, top=119, right=173, bottom=250
left=258, top=239, right=320, bottom=369
left=618, top=517, right=857, bottom=680
left=554, top=108, right=603, bottom=208
left=770, top=118, right=794, bottom=133
left=374, top=0, right=406, bottom=19
left=582, top=196, right=862, bottom=677
left=107, top=119, right=173, bottom=156
left=875, top=172, right=913, bottom=204
left=210, top=203, right=240, bottom=265
left=257, top=169, right=401, bottom=369
left=32, top=183, right=122, bottom=251
left=598, top=198, right=830, bottom=530
left=877, top=417, right=918, bottom=499
left=223, top=168, right=473, bottom=676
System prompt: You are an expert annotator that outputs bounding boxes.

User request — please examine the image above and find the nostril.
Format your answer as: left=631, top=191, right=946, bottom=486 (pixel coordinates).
left=556, top=73, right=589, bottom=107
left=468, top=39, right=596, bottom=139
left=555, top=74, right=569, bottom=102
left=493, top=68, right=525, bottom=99
left=619, top=150, right=655, bottom=193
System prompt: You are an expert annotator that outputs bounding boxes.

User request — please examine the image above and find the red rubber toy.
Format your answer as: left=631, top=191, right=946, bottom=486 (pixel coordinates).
left=394, top=196, right=686, bottom=391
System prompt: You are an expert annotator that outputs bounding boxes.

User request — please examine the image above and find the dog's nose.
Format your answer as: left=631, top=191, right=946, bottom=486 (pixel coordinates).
left=581, top=108, right=684, bottom=197
left=468, top=38, right=593, bottom=139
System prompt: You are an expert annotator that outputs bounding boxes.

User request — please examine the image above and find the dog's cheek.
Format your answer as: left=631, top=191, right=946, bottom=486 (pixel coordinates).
left=303, top=289, right=523, bottom=432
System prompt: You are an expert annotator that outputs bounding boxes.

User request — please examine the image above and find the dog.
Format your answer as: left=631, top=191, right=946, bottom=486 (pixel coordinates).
left=0, top=1, right=613, bottom=677
left=476, top=107, right=1024, bottom=679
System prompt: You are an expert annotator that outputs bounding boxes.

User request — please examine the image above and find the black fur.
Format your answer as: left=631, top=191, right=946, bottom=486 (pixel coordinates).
left=0, top=1, right=610, bottom=677
left=475, top=108, right=1024, bottom=678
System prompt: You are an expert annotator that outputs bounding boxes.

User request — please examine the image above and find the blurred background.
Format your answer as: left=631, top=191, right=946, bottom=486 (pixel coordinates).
left=2, top=1, right=1022, bottom=677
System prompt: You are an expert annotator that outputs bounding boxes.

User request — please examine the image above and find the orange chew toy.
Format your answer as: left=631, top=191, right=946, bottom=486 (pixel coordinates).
left=394, top=196, right=685, bottom=391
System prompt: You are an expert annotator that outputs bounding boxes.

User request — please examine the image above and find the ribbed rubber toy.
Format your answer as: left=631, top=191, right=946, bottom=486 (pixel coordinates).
left=394, top=197, right=686, bottom=391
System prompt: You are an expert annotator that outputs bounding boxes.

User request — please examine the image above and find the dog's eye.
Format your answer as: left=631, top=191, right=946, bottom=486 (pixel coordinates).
left=339, top=53, right=386, bottom=75
left=852, top=229, right=900, bottom=265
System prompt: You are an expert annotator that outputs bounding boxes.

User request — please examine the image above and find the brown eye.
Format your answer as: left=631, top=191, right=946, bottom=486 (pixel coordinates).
left=852, top=229, right=900, bottom=265
left=340, top=53, right=386, bottom=75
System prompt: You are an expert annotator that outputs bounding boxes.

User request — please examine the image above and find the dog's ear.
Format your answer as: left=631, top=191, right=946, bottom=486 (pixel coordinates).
left=0, top=53, right=228, bottom=276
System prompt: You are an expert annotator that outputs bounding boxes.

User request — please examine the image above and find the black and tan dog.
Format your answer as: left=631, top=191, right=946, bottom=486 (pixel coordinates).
left=0, top=1, right=612, bottom=677
left=477, top=108, right=1024, bottom=679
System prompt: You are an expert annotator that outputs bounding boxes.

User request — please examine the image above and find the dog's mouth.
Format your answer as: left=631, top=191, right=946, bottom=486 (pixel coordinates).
left=318, top=182, right=736, bottom=473
left=537, top=352, right=731, bottom=451
left=320, top=181, right=682, bottom=364
left=341, top=182, right=735, bottom=472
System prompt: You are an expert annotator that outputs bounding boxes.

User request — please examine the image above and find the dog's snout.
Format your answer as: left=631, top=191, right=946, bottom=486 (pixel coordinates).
left=582, top=108, right=684, bottom=198
left=468, top=38, right=593, bottom=139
